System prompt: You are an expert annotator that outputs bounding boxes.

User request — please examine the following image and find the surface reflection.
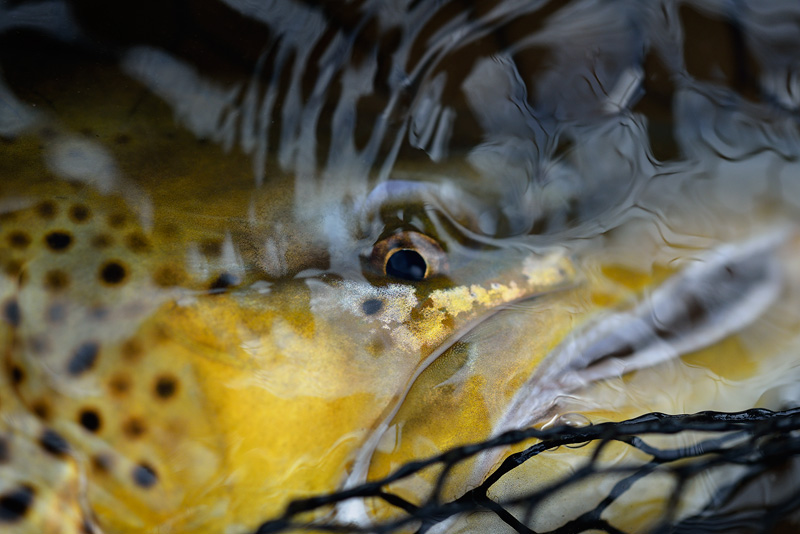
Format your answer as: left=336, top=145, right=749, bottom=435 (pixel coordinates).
left=0, top=1, right=799, bottom=533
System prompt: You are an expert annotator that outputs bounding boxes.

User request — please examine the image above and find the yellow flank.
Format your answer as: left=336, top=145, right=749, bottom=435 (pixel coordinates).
left=1, top=38, right=798, bottom=534
left=0, top=154, right=582, bottom=532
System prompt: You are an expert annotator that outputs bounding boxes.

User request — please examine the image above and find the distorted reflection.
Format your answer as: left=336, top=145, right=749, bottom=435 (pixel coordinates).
left=0, top=1, right=799, bottom=533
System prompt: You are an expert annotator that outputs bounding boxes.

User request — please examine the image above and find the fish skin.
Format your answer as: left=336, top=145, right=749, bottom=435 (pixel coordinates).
left=1, top=2, right=800, bottom=534
left=0, top=123, right=577, bottom=533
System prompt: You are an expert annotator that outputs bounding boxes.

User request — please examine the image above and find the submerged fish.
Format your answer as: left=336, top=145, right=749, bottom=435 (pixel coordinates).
left=1, top=1, right=800, bottom=533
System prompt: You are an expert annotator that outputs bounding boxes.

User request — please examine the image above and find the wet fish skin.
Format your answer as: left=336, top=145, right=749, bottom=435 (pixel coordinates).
left=1, top=1, right=800, bottom=533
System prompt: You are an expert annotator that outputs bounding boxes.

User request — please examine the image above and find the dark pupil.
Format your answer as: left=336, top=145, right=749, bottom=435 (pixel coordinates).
left=385, top=249, right=427, bottom=281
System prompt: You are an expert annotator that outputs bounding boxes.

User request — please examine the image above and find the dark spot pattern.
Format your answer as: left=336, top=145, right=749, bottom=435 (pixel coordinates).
left=109, top=375, right=131, bottom=395
left=31, top=400, right=50, bottom=420
left=125, top=232, right=150, bottom=253
left=6, top=231, right=30, bottom=249
left=35, top=200, right=57, bottom=219
left=91, top=234, right=113, bottom=249
left=132, top=463, right=158, bottom=488
left=67, top=342, right=99, bottom=376
left=154, top=376, right=177, bottom=399
left=4, top=260, right=22, bottom=277
left=92, top=453, right=113, bottom=474
left=10, top=365, right=23, bottom=385
left=108, top=213, right=127, bottom=228
left=69, top=204, right=91, bottom=223
left=362, top=298, right=383, bottom=315
left=0, top=437, right=8, bottom=463
left=79, top=409, right=101, bottom=433
left=2, top=299, right=20, bottom=327
left=44, top=231, right=73, bottom=251
left=44, top=270, right=70, bottom=291
left=0, top=485, right=34, bottom=522
left=99, top=262, right=127, bottom=285
left=40, top=429, right=69, bottom=457
left=123, top=417, right=146, bottom=438
left=120, top=339, right=143, bottom=361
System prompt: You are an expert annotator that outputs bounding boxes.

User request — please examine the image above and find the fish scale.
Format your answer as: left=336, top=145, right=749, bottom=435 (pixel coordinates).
left=0, top=178, right=304, bottom=531
left=2, top=1, right=800, bottom=533
left=0, top=144, right=580, bottom=532
left=0, top=188, right=217, bottom=529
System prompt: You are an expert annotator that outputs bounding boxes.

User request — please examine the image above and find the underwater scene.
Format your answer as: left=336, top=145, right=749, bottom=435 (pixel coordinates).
left=1, top=0, right=800, bottom=532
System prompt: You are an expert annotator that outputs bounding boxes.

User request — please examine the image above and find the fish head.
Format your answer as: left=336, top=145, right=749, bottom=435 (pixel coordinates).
left=0, top=131, right=580, bottom=532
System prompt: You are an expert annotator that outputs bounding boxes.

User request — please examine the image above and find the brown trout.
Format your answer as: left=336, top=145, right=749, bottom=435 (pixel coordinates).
left=1, top=1, right=800, bottom=533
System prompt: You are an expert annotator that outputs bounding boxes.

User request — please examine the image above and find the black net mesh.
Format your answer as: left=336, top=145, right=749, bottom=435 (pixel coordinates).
left=255, top=408, right=800, bottom=534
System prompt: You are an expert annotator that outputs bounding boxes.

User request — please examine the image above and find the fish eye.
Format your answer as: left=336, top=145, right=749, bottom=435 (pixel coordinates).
left=370, top=231, right=447, bottom=282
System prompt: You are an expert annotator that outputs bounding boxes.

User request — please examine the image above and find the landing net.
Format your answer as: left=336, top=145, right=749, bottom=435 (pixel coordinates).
left=256, top=408, right=800, bottom=534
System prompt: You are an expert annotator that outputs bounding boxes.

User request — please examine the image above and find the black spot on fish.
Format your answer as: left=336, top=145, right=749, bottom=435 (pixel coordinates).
left=69, top=204, right=91, bottom=223
left=132, top=462, right=158, bottom=488
left=109, top=375, right=131, bottom=396
left=79, top=409, right=101, bottom=433
left=154, top=376, right=177, bottom=399
left=120, top=339, right=143, bottom=361
left=40, top=429, right=69, bottom=457
left=67, top=342, right=99, bottom=375
left=108, top=213, right=127, bottom=228
left=0, top=485, right=34, bottom=522
left=92, top=453, right=113, bottom=474
left=36, top=200, right=57, bottom=219
left=32, top=400, right=50, bottom=420
left=125, top=232, right=150, bottom=253
left=99, top=261, right=127, bottom=285
left=0, top=437, right=8, bottom=463
left=10, top=365, right=23, bottom=385
left=2, top=299, right=20, bottom=327
left=114, top=133, right=131, bottom=145
left=123, top=417, right=146, bottom=439
left=6, top=231, right=30, bottom=249
left=91, top=234, right=113, bottom=249
left=44, top=269, right=70, bottom=291
left=4, top=260, right=22, bottom=277
left=362, top=298, right=383, bottom=315
left=44, top=231, right=73, bottom=251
